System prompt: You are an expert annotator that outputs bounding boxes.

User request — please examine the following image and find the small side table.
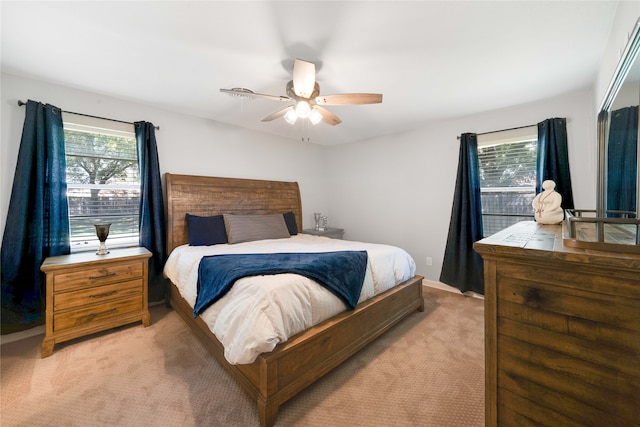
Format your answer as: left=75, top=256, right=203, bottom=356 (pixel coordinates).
left=303, top=227, right=345, bottom=239
left=40, top=247, right=152, bottom=357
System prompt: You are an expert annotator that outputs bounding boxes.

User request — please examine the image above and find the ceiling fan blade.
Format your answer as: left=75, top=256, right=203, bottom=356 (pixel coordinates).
left=220, top=88, right=290, bottom=102
left=261, top=106, right=293, bottom=122
left=315, top=106, right=342, bottom=126
left=315, top=93, right=383, bottom=105
left=292, top=59, right=316, bottom=99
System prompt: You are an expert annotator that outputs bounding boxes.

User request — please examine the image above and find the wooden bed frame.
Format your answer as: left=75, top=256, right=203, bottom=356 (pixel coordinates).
left=164, top=173, right=425, bottom=427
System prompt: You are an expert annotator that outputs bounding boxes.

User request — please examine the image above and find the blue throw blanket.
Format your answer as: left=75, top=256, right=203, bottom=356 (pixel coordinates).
left=194, top=251, right=368, bottom=317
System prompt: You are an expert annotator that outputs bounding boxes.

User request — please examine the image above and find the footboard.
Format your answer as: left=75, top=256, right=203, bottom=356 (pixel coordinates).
left=170, top=274, right=424, bottom=427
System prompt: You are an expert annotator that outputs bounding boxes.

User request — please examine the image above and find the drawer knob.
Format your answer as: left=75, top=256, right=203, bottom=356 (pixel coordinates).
left=88, top=272, right=117, bottom=280
left=89, top=290, right=117, bottom=299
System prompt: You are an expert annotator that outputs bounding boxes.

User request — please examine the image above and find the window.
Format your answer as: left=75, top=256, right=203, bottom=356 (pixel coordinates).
left=478, top=127, right=537, bottom=237
left=63, top=113, right=140, bottom=252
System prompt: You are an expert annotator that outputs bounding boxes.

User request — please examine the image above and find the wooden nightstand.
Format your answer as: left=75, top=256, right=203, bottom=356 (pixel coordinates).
left=303, top=228, right=345, bottom=239
left=40, top=247, right=152, bottom=357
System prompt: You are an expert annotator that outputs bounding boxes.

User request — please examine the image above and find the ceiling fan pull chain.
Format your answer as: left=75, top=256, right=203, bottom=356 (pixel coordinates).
left=304, top=118, right=311, bottom=143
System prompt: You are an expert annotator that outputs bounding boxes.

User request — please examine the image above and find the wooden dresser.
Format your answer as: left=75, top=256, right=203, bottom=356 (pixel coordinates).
left=474, top=221, right=639, bottom=426
left=40, top=247, right=152, bottom=357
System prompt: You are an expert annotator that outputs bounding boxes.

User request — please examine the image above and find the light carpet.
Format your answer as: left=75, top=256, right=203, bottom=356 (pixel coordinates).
left=1, top=287, right=484, bottom=426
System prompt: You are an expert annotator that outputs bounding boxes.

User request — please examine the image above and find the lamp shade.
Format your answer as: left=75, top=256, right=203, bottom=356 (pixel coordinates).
left=295, top=101, right=311, bottom=118
left=284, top=107, right=298, bottom=124
left=309, top=108, right=323, bottom=125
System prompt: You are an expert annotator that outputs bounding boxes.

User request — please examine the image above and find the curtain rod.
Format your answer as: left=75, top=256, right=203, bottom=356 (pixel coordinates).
left=17, top=100, right=160, bottom=131
left=456, top=123, right=534, bottom=140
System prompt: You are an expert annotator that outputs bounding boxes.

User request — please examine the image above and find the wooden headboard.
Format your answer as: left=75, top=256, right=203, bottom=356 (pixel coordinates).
left=165, top=173, right=303, bottom=254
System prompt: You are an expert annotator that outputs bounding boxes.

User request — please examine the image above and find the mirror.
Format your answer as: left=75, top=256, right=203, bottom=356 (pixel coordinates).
left=565, top=17, right=640, bottom=252
left=597, top=18, right=640, bottom=218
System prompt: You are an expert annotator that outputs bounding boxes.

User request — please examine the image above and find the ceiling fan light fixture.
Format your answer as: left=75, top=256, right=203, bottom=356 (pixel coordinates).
left=284, top=107, right=298, bottom=125
left=309, top=108, right=323, bottom=125
left=225, top=59, right=381, bottom=128
left=295, top=101, right=311, bottom=118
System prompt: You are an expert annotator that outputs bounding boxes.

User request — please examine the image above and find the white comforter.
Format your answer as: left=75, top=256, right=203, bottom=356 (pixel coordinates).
left=163, top=234, right=416, bottom=364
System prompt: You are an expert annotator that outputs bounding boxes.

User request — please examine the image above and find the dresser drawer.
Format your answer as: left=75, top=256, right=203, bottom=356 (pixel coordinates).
left=53, top=296, right=143, bottom=332
left=54, top=279, right=143, bottom=311
left=54, top=261, right=143, bottom=292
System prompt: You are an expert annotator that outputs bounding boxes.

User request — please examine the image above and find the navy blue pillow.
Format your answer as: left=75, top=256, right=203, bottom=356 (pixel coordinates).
left=186, top=214, right=228, bottom=246
left=283, top=212, right=298, bottom=235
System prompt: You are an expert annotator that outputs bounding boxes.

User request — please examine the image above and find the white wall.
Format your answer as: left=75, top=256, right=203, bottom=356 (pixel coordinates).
left=326, top=87, right=597, bottom=281
left=0, top=74, right=605, bottom=284
left=0, top=73, right=330, bottom=240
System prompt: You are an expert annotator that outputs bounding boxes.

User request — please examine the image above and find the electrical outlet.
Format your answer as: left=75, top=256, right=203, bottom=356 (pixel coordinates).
left=426, top=257, right=433, bottom=266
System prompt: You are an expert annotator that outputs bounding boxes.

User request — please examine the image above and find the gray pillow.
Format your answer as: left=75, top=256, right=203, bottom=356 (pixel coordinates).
left=223, top=213, right=291, bottom=244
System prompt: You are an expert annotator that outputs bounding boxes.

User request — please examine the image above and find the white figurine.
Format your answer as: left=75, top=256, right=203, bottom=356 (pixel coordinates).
left=532, top=180, right=564, bottom=224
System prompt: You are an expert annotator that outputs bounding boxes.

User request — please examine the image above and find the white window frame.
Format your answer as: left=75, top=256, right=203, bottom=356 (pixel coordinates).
left=62, top=113, right=140, bottom=253
left=478, top=126, right=538, bottom=237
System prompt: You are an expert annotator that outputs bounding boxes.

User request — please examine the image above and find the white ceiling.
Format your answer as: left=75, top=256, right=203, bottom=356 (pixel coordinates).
left=1, top=1, right=618, bottom=145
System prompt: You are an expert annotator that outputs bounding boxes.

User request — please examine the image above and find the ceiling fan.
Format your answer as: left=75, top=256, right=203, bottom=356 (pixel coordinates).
left=220, top=58, right=382, bottom=126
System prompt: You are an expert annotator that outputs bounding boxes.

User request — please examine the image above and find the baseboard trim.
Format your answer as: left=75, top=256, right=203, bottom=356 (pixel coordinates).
left=0, top=325, right=45, bottom=345
left=422, top=279, right=484, bottom=299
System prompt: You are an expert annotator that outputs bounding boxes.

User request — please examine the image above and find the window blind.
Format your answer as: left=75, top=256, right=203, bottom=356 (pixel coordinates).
left=477, top=128, right=537, bottom=237
left=63, top=113, right=140, bottom=250
left=478, top=140, right=537, bottom=188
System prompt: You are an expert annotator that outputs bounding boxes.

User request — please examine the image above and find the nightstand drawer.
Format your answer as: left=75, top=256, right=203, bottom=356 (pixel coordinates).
left=54, top=279, right=143, bottom=311
left=53, top=296, right=143, bottom=332
left=54, top=261, right=143, bottom=292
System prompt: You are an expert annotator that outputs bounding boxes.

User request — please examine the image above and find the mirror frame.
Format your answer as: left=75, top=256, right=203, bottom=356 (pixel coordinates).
left=597, top=18, right=640, bottom=217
